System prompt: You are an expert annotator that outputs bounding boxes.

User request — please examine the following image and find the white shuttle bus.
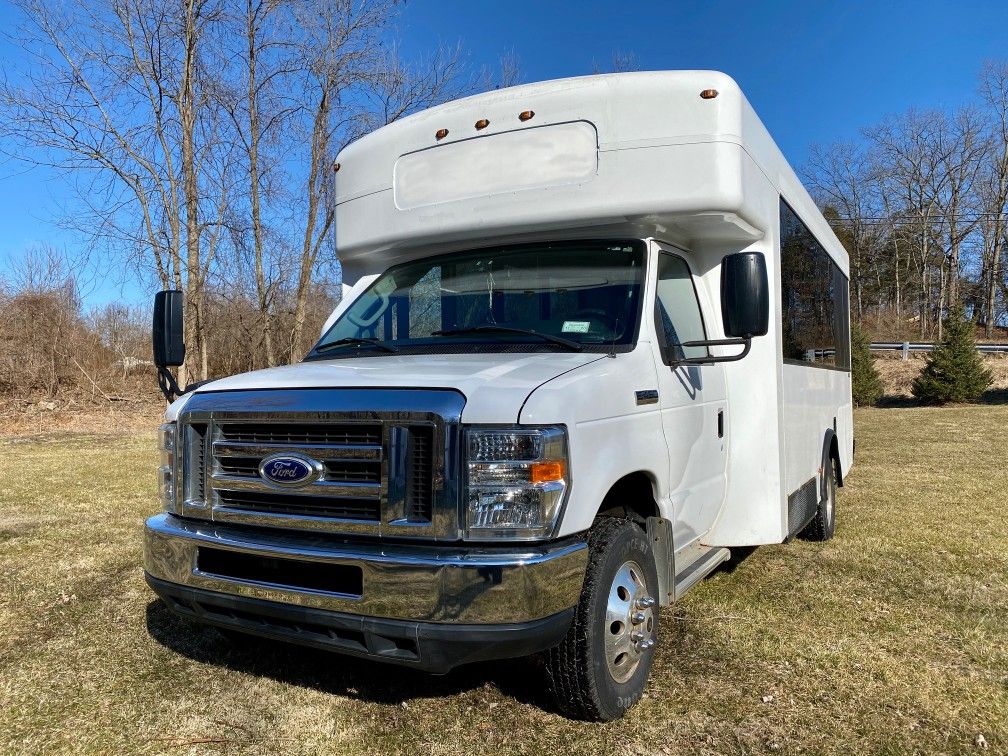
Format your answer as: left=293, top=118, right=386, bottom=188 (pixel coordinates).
left=145, top=71, right=853, bottom=721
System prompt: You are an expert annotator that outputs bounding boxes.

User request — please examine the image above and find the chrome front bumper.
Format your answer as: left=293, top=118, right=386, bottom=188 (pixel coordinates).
left=143, top=513, right=588, bottom=625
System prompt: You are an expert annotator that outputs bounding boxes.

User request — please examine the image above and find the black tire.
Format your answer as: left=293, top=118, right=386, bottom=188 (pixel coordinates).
left=802, top=453, right=838, bottom=542
left=545, top=517, right=659, bottom=721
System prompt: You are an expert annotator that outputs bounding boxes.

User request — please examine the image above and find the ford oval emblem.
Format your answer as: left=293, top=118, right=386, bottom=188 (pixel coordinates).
left=258, top=453, right=321, bottom=488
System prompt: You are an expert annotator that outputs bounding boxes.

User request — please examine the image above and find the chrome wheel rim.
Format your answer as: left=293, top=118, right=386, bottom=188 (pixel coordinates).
left=604, top=560, right=655, bottom=684
left=825, top=463, right=836, bottom=529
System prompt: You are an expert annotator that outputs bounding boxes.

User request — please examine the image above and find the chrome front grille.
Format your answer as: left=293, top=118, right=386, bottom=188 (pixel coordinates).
left=216, top=489, right=382, bottom=521
left=210, top=419, right=385, bottom=528
left=175, top=388, right=465, bottom=539
left=405, top=425, right=434, bottom=522
left=216, top=422, right=382, bottom=447
left=183, top=423, right=209, bottom=508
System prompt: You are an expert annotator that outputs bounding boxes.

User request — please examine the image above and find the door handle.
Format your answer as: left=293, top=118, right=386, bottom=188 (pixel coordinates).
left=717, top=409, right=724, bottom=438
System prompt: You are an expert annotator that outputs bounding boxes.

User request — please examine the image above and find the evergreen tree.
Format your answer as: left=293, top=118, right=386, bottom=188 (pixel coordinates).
left=850, top=323, right=882, bottom=407
left=911, top=305, right=993, bottom=404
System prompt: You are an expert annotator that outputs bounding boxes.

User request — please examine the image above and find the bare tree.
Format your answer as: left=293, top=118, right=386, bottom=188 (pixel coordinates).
left=933, top=107, right=987, bottom=318
left=287, top=0, right=388, bottom=358
left=221, top=0, right=301, bottom=367
left=499, top=48, right=523, bottom=89
left=801, top=60, right=1008, bottom=339
left=593, top=50, right=641, bottom=75
left=0, top=0, right=229, bottom=385
left=865, top=110, right=953, bottom=338
left=475, top=47, right=523, bottom=91
left=979, top=61, right=1008, bottom=336
left=1, top=0, right=475, bottom=379
left=807, top=140, right=884, bottom=320
left=288, top=18, right=464, bottom=356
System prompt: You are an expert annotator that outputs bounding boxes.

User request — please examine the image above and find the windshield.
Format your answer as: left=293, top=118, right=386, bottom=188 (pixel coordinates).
left=308, top=240, right=646, bottom=358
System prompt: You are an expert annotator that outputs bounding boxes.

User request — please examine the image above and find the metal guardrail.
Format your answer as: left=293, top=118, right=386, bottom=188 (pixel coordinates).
left=870, top=342, right=1008, bottom=355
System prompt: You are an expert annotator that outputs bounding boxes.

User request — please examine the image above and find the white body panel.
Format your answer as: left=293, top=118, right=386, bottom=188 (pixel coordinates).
left=520, top=347, right=666, bottom=536
left=179, top=71, right=854, bottom=553
left=781, top=365, right=854, bottom=494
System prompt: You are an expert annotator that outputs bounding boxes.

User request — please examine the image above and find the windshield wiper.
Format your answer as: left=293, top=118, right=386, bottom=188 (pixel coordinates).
left=432, top=325, right=583, bottom=351
left=314, top=337, right=399, bottom=354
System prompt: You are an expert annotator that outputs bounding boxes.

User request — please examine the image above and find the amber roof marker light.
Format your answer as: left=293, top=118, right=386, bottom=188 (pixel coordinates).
left=435, top=128, right=449, bottom=140
left=475, top=118, right=490, bottom=130
left=700, top=89, right=719, bottom=99
left=518, top=110, right=535, bottom=122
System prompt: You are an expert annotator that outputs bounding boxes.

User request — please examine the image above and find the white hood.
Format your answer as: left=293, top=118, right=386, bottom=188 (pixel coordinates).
left=168, top=352, right=606, bottom=424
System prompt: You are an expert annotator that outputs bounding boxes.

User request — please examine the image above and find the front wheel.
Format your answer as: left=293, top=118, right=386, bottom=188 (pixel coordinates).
left=545, top=518, right=659, bottom=721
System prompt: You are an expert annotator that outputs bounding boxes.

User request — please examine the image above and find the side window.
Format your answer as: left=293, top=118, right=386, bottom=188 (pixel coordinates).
left=654, top=254, right=708, bottom=361
left=779, top=199, right=851, bottom=370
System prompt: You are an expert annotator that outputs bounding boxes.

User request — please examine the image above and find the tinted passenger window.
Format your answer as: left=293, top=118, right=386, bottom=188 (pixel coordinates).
left=780, top=200, right=851, bottom=370
left=655, top=254, right=707, bottom=361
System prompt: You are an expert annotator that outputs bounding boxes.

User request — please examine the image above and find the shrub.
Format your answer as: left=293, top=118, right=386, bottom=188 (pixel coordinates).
left=850, top=323, right=882, bottom=407
left=911, top=305, right=993, bottom=404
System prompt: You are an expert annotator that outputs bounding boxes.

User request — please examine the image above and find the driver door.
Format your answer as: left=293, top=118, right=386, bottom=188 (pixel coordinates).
left=650, top=245, right=728, bottom=548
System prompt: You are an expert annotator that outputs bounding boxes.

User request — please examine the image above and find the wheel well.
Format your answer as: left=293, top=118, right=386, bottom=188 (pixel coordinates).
left=594, top=471, right=660, bottom=526
left=827, top=433, right=843, bottom=487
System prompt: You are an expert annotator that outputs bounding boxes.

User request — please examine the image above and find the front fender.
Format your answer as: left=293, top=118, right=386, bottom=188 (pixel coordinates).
left=519, top=345, right=670, bottom=537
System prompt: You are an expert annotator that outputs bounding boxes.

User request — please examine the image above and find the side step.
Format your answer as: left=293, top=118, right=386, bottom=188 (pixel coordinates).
left=673, top=546, right=730, bottom=600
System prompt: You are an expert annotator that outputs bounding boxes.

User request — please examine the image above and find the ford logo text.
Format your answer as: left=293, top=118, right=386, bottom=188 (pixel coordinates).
left=258, top=453, right=321, bottom=488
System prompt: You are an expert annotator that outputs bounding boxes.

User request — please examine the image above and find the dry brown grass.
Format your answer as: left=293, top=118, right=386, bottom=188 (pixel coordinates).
left=0, top=399, right=164, bottom=438
left=1, top=406, right=1006, bottom=754
left=874, top=352, right=1008, bottom=401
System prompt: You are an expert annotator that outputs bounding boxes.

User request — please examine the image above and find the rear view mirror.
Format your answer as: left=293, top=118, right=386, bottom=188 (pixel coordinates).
left=153, top=290, right=185, bottom=368
left=721, top=252, right=769, bottom=339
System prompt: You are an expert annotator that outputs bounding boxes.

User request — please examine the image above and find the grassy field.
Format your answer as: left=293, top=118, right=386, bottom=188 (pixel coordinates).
left=1, top=406, right=1006, bottom=755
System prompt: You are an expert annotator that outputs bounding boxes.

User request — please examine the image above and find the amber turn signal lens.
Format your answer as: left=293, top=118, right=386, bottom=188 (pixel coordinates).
left=530, top=460, right=565, bottom=484
left=518, top=110, right=535, bottom=122
left=435, top=128, right=449, bottom=140
left=475, top=118, right=490, bottom=130
left=700, top=89, right=719, bottom=99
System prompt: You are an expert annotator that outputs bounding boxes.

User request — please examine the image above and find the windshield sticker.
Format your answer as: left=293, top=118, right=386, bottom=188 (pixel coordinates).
left=562, top=320, right=591, bottom=333
left=373, top=277, right=397, bottom=295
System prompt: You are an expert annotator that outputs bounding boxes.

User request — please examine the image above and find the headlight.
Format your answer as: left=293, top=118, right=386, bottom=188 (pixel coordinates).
left=158, top=422, right=179, bottom=514
left=465, top=426, right=570, bottom=540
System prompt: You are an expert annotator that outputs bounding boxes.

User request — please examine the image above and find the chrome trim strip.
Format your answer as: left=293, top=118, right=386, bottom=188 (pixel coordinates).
left=144, top=513, right=588, bottom=624
left=210, top=508, right=380, bottom=533
left=212, top=441, right=382, bottom=461
left=210, top=475, right=381, bottom=499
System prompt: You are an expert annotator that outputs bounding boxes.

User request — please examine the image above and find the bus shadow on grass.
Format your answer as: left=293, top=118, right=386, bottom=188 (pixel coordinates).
left=983, top=387, right=1008, bottom=404
left=875, top=388, right=1008, bottom=407
left=145, top=600, right=552, bottom=710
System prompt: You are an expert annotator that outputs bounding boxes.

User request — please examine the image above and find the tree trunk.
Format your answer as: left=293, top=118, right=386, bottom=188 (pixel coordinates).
left=893, top=235, right=902, bottom=320
left=179, top=0, right=203, bottom=385
left=936, top=261, right=947, bottom=342
left=920, top=228, right=930, bottom=339
left=292, top=86, right=331, bottom=357
left=246, top=0, right=275, bottom=367
left=988, top=236, right=1004, bottom=337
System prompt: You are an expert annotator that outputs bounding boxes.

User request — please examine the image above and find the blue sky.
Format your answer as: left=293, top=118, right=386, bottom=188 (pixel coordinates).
left=1, top=0, right=1006, bottom=309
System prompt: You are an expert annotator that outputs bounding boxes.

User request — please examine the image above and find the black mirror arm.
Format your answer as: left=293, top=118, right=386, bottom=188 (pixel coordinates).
left=157, top=365, right=183, bottom=402
left=157, top=366, right=207, bottom=402
left=671, top=337, right=752, bottom=366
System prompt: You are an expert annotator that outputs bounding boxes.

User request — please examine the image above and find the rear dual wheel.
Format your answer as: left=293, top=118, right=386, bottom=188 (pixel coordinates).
left=545, top=518, right=659, bottom=721
left=802, top=453, right=839, bottom=542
